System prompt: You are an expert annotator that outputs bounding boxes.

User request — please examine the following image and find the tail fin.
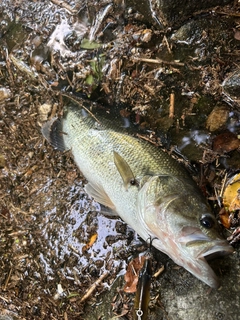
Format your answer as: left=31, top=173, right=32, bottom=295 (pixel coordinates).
left=41, top=118, right=66, bottom=151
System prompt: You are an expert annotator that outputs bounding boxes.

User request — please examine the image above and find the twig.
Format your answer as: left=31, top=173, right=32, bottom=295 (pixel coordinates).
left=68, top=244, right=80, bottom=255
left=136, top=134, right=161, bottom=147
left=79, top=272, right=109, bottom=303
left=50, top=0, right=77, bottom=14
left=9, top=203, right=29, bottom=215
left=131, top=264, right=137, bottom=277
left=0, top=295, right=9, bottom=302
left=5, top=50, right=15, bottom=85
left=169, top=92, right=175, bottom=118
left=153, top=265, right=165, bottom=278
left=3, top=267, right=12, bottom=291
left=61, top=93, right=101, bottom=124
left=214, top=186, right=221, bottom=208
left=163, top=35, right=172, bottom=54
left=0, top=213, right=7, bottom=219
left=54, top=60, right=74, bottom=89
left=220, top=172, right=228, bottom=198
left=133, top=56, right=184, bottom=67
left=215, top=10, right=240, bottom=17
left=9, top=54, right=38, bottom=80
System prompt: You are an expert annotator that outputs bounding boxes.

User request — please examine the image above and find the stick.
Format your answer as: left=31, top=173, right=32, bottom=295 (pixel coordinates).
left=153, top=265, right=165, bottom=278
left=220, top=172, right=228, bottom=198
left=169, top=93, right=175, bottom=118
left=163, top=35, right=172, bottom=54
left=3, top=267, right=12, bottom=291
left=80, top=272, right=109, bottom=303
left=136, top=134, right=161, bottom=147
left=133, top=57, right=184, bottom=67
left=61, top=93, right=101, bottom=124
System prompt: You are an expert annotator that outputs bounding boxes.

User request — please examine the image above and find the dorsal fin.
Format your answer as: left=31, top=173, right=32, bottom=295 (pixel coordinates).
left=41, top=118, right=66, bottom=151
left=113, top=151, right=135, bottom=189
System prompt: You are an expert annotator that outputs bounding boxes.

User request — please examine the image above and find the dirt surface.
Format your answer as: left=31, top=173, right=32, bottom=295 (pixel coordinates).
left=0, top=1, right=240, bottom=319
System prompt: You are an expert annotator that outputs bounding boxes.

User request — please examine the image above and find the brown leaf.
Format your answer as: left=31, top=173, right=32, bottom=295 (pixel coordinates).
left=123, top=256, right=146, bottom=293
left=223, top=173, right=240, bottom=214
left=234, top=30, right=240, bottom=41
left=219, top=207, right=231, bottom=229
left=212, top=131, right=240, bottom=153
left=82, top=233, right=98, bottom=252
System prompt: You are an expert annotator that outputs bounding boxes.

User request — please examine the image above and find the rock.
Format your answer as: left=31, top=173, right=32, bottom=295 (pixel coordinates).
left=125, top=0, right=233, bottom=27
left=159, top=252, right=240, bottom=320
left=206, top=105, right=229, bottom=132
left=0, top=87, right=11, bottom=101
left=222, top=69, right=240, bottom=101
left=38, top=103, right=52, bottom=122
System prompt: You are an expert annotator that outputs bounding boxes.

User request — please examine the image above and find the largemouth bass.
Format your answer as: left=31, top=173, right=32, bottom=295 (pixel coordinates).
left=42, top=101, right=233, bottom=288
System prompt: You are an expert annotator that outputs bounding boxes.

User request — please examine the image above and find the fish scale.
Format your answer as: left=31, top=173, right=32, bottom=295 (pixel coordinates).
left=42, top=102, right=233, bottom=288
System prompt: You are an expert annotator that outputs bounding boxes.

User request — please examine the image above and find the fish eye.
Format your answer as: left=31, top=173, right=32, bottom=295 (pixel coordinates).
left=130, top=178, right=136, bottom=185
left=129, top=178, right=139, bottom=187
left=200, top=215, right=215, bottom=229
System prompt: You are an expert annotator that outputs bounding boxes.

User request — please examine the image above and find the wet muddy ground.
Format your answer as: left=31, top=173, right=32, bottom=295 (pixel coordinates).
left=0, top=1, right=240, bottom=319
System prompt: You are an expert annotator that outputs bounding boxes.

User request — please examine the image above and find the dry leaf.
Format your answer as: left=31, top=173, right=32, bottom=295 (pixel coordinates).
left=219, top=207, right=231, bottom=229
left=234, top=29, right=240, bottom=41
left=123, top=256, right=146, bottom=293
left=82, top=233, right=98, bottom=252
left=212, top=131, right=240, bottom=153
left=223, top=173, right=240, bottom=213
left=206, top=105, right=229, bottom=132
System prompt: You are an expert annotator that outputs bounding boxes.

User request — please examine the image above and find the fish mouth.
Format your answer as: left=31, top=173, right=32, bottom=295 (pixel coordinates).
left=181, top=227, right=234, bottom=260
left=194, top=240, right=233, bottom=288
left=178, top=226, right=234, bottom=288
left=199, top=240, right=234, bottom=261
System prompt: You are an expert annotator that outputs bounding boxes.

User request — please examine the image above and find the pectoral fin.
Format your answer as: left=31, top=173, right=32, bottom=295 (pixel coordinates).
left=85, top=182, right=116, bottom=210
left=113, top=151, right=135, bottom=189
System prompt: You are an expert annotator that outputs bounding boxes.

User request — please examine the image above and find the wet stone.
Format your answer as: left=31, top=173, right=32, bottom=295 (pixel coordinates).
left=126, top=0, right=233, bottom=27
left=222, top=69, right=240, bottom=100
left=206, top=105, right=230, bottom=132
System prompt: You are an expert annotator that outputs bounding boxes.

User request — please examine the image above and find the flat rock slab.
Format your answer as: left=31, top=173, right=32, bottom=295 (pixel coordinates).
left=159, top=251, right=240, bottom=320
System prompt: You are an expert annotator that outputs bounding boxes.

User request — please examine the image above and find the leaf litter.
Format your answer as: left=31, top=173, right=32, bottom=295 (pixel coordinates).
left=0, top=0, right=240, bottom=319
